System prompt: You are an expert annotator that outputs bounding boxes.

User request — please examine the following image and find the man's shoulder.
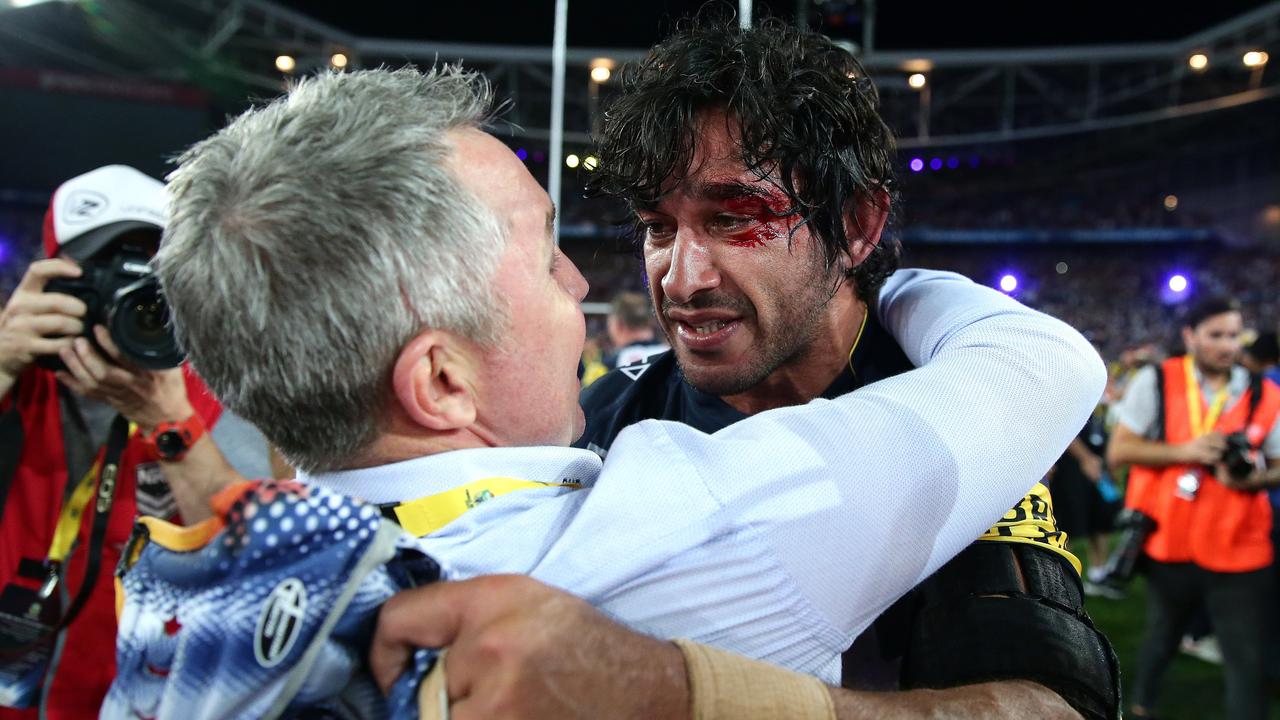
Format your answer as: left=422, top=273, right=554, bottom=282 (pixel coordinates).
left=577, top=351, right=682, bottom=454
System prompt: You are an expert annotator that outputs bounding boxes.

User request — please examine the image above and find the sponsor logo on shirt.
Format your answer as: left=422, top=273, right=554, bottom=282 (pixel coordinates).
left=255, top=578, right=307, bottom=668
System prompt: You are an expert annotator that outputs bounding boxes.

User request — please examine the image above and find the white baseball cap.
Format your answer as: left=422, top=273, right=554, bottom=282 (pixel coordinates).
left=44, top=165, right=167, bottom=260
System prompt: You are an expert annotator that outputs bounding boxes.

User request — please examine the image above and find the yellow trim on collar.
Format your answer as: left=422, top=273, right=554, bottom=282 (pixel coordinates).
left=390, top=476, right=580, bottom=537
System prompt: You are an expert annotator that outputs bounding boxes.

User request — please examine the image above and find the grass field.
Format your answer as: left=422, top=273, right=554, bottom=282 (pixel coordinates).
left=1079, top=559, right=1280, bottom=719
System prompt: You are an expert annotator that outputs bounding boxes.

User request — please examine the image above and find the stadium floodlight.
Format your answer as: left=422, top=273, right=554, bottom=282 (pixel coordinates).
left=11, top=0, right=61, bottom=6
left=330, top=53, right=349, bottom=70
left=1243, top=51, right=1269, bottom=67
left=1188, top=53, right=1209, bottom=71
left=583, top=156, right=599, bottom=171
left=909, top=158, right=924, bottom=172
left=565, top=154, right=580, bottom=169
left=999, top=274, right=1018, bottom=293
left=1163, top=194, right=1178, bottom=211
left=1055, top=262, right=1069, bottom=275
left=908, top=73, right=927, bottom=89
left=275, top=55, right=296, bottom=73
left=1168, top=274, right=1188, bottom=293
left=589, top=58, right=614, bottom=84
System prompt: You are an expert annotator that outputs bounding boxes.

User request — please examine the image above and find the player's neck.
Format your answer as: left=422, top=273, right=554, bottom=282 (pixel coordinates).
left=721, top=289, right=866, bottom=416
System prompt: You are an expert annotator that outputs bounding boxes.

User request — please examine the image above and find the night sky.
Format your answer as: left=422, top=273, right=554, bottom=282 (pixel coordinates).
left=275, top=0, right=1268, bottom=50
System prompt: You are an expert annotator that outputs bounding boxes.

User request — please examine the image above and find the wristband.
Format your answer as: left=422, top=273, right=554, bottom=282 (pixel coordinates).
left=674, top=638, right=835, bottom=720
left=142, top=412, right=206, bottom=462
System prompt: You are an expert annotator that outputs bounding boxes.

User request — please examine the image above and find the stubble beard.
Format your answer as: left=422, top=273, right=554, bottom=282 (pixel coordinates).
left=665, top=281, right=833, bottom=398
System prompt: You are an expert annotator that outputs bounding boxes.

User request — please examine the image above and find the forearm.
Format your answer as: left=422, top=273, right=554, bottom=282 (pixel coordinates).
left=830, top=681, right=1082, bottom=720
left=1106, top=434, right=1188, bottom=468
left=155, top=435, right=244, bottom=522
left=675, top=640, right=1080, bottom=720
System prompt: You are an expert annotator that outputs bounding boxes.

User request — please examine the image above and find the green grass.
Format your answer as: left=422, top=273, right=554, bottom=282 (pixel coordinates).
left=1077, top=550, right=1280, bottom=719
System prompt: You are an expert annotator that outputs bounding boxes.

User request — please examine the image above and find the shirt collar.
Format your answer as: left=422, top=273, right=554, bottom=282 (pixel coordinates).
left=298, top=446, right=603, bottom=505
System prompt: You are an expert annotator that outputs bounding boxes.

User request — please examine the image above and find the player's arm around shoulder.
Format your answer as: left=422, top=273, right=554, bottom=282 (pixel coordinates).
left=897, top=482, right=1120, bottom=720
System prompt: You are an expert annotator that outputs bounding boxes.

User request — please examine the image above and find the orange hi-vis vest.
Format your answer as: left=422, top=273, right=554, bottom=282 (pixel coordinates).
left=1125, top=356, right=1280, bottom=573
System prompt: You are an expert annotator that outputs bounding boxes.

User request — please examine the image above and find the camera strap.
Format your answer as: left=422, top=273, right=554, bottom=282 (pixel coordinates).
left=0, top=414, right=127, bottom=657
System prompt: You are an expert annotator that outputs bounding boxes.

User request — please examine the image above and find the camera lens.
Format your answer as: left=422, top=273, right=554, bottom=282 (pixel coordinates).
left=109, top=276, right=185, bottom=369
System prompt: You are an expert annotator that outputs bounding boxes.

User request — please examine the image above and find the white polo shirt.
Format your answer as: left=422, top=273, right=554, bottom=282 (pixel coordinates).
left=301, top=268, right=1106, bottom=683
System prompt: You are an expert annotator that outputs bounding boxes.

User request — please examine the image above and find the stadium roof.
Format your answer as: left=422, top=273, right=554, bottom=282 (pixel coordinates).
left=278, top=0, right=1266, bottom=51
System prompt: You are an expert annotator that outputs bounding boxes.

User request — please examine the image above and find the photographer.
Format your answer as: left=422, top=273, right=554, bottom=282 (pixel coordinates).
left=0, top=166, right=268, bottom=719
left=1108, top=296, right=1280, bottom=720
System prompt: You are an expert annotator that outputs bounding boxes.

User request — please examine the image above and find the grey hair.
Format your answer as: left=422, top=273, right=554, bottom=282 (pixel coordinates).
left=157, top=67, right=507, bottom=473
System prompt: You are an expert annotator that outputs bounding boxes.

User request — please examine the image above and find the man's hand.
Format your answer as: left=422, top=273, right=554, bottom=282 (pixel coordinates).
left=1177, top=432, right=1227, bottom=466
left=1214, top=462, right=1279, bottom=492
left=370, top=575, right=690, bottom=720
left=0, top=259, right=86, bottom=386
left=55, top=325, right=193, bottom=432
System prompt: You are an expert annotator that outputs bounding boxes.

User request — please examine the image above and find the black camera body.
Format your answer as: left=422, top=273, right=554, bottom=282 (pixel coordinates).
left=39, top=231, right=183, bottom=371
left=1099, top=508, right=1158, bottom=586
left=1221, top=431, right=1258, bottom=482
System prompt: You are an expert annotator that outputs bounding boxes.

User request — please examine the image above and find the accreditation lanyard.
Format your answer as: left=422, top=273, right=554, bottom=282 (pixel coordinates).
left=1183, top=356, right=1230, bottom=438
left=382, top=477, right=579, bottom=538
left=39, top=415, right=130, bottom=622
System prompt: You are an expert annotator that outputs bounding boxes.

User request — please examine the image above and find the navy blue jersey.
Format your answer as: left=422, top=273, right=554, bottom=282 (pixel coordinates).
left=578, top=313, right=914, bottom=456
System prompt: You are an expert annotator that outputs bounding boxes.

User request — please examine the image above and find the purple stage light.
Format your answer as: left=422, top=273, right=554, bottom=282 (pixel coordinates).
left=1168, top=274, right=1188, bottom=293
left=999, top=274, right=1018, bottom=293
left=515, top=148, right=529, bottom=161
left=909, top=157, right=924, bottom=172
left=946, top=156, right=959, bottom=169
left=533, top=151, right=546, bottom=163
left=929, top=158, right=943, bottom=171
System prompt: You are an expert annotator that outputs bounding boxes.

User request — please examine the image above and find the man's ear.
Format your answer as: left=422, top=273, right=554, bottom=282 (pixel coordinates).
left=392, top=330, right=477, bottom=432
left=842, top=190, right=890, bottom=270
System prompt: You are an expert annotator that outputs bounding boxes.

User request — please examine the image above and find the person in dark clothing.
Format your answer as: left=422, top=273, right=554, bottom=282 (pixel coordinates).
left=578, top=15, right=1119, bottom=719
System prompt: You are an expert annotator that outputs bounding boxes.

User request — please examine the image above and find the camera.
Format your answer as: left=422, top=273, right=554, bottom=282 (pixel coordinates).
left=1098, top=508, right=1157, bottom=586
left=1221, top=431, right=1258, bottom=482
left=38, top=228, right=183, bottom=371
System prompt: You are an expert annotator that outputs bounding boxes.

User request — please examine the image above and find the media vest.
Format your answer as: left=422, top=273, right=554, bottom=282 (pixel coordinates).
left=1125, top=355, right=1280, bottom=573
left=0, top=366, right=221, bottom=719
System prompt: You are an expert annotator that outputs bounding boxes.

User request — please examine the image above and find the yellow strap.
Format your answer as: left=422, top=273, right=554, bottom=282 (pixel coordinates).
left=1183, top=355, right=1229, bottom=437
left=47, top=423, right=139, bottom=563
left=47, top=461, right=101, bottom=563
left=391, top=477, right=579, bottom=537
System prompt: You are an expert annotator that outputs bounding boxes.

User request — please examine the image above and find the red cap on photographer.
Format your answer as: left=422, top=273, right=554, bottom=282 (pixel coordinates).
left=42, top=165, right=167, bottom=260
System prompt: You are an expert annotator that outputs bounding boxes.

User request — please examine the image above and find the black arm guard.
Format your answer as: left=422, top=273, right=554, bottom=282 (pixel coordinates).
left=902, top=541, right=1121, bottom=720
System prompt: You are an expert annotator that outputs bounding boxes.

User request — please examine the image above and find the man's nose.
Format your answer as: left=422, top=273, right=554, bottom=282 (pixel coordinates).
left=661, top=232, right=719, bottom=306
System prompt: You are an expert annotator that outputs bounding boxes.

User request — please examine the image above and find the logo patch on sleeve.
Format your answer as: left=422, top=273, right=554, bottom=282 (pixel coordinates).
left=255, top=578, right=307, bottom=668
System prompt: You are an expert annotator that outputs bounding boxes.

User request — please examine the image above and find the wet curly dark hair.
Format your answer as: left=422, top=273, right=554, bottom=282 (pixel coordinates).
left=586, top=13, right=901, bottom=300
